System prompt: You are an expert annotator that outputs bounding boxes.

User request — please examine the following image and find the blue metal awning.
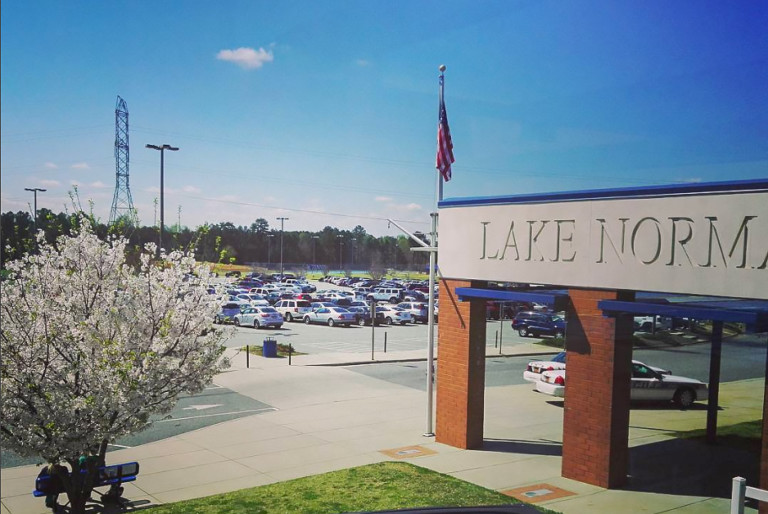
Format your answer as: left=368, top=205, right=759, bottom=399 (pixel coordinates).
left=454, top=287, right=570, bottom=312
left=599, top=297, right=768, bottom=333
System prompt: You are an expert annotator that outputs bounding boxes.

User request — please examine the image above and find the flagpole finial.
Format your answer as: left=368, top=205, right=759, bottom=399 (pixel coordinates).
left=439, top=64, right=446, bottom=72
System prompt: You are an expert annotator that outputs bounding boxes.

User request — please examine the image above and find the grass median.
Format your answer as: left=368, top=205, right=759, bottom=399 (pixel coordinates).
left=147, top=461, right=559, bottom=514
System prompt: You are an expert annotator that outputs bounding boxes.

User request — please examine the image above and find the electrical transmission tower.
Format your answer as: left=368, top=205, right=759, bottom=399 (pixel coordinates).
left=109, top=95, right=138, bottom=228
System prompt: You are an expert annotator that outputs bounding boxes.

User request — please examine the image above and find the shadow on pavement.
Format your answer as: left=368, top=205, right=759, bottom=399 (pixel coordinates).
left=625, top=436, right=758, bottom=499
left=482, top=438, right=562, bottom=457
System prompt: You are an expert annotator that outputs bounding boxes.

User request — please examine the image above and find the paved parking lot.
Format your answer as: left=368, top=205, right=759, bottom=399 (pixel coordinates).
left=223, top=317, right=533, bottom=357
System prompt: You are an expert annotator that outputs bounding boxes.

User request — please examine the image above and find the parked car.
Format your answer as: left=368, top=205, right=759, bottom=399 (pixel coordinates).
left=523, top=352, right=567, bottom=382
left=346, top=306, right=377, bottom=326
left=396, top=302, right=429, bottom=323
left=303, top=306, right=357, bottom=327
left=367, top=287, right=405, bottom=304
left=535, top=360, right=706, bottom=408
left=310, top=301, right=337, bottom=311
left=250, top=287, right=281, bottom=304
left=238, top=293, right=270, bottom=307
left=274, top=299, right=313, bottom=322
left=225, top=270, right=241, bottom=277
left=214, top=302, right=245, bottom=324
left=511, top=311, right=566, bottom=338
left=403, top=290, right=428, bottom=302
left=233, top=306, right=284, bottom=329
left=376, top=305, right=413, bottom=325
left=524, top=353, right=670, bottom=383
left=633, top=316, right=673, bottom=332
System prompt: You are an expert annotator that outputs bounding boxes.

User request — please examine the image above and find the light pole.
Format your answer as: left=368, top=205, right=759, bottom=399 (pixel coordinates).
left=146, top=144, right=179, bottom=258
left=351, top=238, right=357, bottom=266
left=267, top=234, right=275, bottom=267
left=337, top=235, right=344, bottom=271
left=312, top=235, right=320, bottom=265
left=277, top=217, right=289, bottom=279
left=24, top=188, right=46, bottom=233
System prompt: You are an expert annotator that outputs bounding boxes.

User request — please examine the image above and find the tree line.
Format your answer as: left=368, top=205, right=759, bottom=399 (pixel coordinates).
left=1, top=209, right=430, bottom=273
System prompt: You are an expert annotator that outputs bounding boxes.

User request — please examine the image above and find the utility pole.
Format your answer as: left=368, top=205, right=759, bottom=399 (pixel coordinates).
left=337, top=235, right=344, bottom=271
left=24, top=188, right=46, bottom=233
left=277, top=217, right=289, bottom=279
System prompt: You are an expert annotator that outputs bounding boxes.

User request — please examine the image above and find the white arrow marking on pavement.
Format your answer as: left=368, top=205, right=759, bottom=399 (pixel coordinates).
left=182, top=404, right=223, bottom=411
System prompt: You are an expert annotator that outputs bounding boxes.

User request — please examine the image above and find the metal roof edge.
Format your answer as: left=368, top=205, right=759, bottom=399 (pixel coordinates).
left=455, top=287, right=570, bottom=311
left=439, top=178, right=768, bottom=208
left=598, top=299, right=768, bottom=332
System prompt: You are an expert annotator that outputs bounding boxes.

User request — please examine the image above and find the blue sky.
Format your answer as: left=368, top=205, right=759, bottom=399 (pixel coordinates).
left=2, top=1, right=766, bottom=236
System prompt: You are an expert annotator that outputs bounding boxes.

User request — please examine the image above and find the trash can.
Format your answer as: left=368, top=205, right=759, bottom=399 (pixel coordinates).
left=262, top=337, right=277, bottom=358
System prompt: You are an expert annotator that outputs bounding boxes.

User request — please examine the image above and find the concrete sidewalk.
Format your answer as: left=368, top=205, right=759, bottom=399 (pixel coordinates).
left=1, top=343, right=761, bottom=514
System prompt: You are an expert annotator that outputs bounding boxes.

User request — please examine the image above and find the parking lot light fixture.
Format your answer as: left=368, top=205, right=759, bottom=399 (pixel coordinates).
left=277, top=217, right=289, bottom=279
left=267, top=234, right=275, bottom=266
left=24, top=187, right=46, bottom=232
left=146, top=144, right=179, bottom=258
left=312, top=235, right=320, bottom=265
left=337, top=234, right=344, bottom=271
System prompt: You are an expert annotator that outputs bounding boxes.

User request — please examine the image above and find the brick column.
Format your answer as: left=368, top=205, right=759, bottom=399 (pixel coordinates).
left=435, top=278, right=487, bottom=449
left=562, top=288, right=634, bottom=488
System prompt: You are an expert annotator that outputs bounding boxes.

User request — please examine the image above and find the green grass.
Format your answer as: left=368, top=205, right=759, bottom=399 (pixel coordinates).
left=674, top=419, right=761, bottom=453
left=148, top=462, right=558, bottom=514
left=241, top=344, right=305, bottom=358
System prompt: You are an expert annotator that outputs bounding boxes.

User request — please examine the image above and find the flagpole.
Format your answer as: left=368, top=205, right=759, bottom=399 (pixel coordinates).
left=425, top=64, right=446, bottom=437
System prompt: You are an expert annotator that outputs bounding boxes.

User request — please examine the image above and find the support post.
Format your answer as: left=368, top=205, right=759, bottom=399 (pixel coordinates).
left=706, top=321, right=723, bottom=444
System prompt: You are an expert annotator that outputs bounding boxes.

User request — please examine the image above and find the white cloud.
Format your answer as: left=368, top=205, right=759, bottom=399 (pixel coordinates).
left=40, top=179, right=61, bottom=187
left=44, top=162, right=58, bottom=169
left=71, top=162, right=90, bottom=170
left=182, top=185, right=202, bottom=194
left=405, top=203, right=421, bottom=211
left=356, top=59, right=370, bottom=67
left=216, top=47, right=274, bottom=70
left=375, top=196, right=393, bottom=202
left=90, top=181, right=108, bottom=189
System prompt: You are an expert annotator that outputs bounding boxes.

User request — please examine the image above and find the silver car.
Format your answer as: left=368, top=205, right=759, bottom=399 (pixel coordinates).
left=303, top=306, right=357, bottom=327
left=234, top=306, right=284, bottom=329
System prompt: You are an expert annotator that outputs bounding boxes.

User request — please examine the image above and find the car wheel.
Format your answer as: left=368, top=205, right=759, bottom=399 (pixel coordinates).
left=234, top=318, right=240, bottom=326
left=286, top=313, right=293, bottom=322
left=674, top=388, right=696, bottom=408
left=254, top=320, right=261, bottom=329
left=358, top=317, right=365, bottom=326
left=304, top=316, right=311, bottom=324
left=386, top=317, right=393, bottom=325
left=276, top=324, right=283, bottom=329
left=518, top=328, right=529, bottom=337
left=390, top=297, right=398, bottom=304
left=400, top=321, right=407, bottom=326
left=554, top=330, right=564, bottom=339
left=328, top=318, right=335, bottom=327
left=214, top=315, right=220, bottom=324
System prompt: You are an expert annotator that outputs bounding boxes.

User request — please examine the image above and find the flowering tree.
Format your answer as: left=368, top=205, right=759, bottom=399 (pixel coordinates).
left=0, top=221, right=230, bottom=512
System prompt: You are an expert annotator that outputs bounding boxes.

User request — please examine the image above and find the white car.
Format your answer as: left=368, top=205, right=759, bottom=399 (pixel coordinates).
left=535, top=361, right=707, bottom=408
left=273, top=299, right=313, bottom=322
left=375, top=305, right=413, bottom=325
left=524, top=353, right=669, bottom=383
left=523, top=352, right=566, bottom=382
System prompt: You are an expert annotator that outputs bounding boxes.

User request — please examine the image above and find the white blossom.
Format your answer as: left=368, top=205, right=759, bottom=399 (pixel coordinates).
left=1, top=222, right=231, bottom=464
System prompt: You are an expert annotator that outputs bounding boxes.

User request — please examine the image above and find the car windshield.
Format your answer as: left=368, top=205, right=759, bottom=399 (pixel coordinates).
left=261, top=307, right=277, bottom=313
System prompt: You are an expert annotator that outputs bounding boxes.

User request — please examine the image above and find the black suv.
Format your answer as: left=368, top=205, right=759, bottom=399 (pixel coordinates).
left=511, top=311, right=566, bottom=338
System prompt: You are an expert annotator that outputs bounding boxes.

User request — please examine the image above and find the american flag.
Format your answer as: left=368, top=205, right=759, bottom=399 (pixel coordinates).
left=436, top=77, right=454, bottom=182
